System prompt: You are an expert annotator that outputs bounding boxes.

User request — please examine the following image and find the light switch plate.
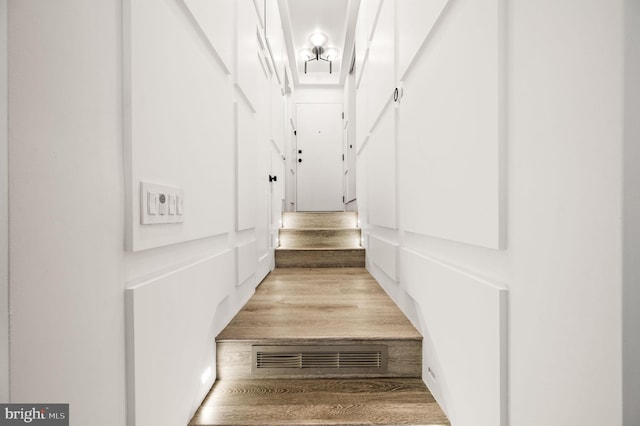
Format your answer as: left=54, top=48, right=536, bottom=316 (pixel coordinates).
left=140, top=182, right=184, bottom=225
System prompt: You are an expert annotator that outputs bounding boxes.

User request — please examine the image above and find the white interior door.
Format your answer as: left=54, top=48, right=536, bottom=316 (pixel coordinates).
left=296, top=103, right=344, bottom=211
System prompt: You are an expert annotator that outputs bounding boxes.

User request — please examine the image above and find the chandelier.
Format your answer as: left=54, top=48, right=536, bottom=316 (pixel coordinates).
left=299, top=32, right=339, bottom=74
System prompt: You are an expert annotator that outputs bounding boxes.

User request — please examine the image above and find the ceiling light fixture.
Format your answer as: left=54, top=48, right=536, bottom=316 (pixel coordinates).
left=308, top=32, right=328, bottom=47
left=303, top=32, right=338, bottom=74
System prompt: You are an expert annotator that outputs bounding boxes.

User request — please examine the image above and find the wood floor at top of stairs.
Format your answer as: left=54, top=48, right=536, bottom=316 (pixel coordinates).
left=216, top=267, right=421, bottom=342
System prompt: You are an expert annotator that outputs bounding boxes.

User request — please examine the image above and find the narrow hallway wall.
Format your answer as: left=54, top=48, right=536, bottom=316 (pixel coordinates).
left=353, top=0, right=629, bottom=425
left=8, top=2, right=127, bottom=424
left=7, top=1, right=291, bottom=425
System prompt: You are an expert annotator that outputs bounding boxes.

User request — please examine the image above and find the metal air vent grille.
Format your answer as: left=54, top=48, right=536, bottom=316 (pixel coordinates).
left=252, top=345, right=388, bottom=376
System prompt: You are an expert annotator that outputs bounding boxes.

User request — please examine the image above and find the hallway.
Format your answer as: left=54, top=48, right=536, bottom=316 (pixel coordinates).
left=2, top=1, right=639, bottom=426
left=190, top=267, right=448, bottom=425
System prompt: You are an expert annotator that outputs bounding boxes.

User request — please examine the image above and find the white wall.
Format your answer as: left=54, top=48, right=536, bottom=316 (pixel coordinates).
left=124, top=0, right=235, bottom=252
left=508, top=1, right=623, bottom=424
left=0, top=0, right=9, bottom=403
left=354, top=0, right=627, bottom=425
left=7, top=0, right=287, bottom=425
left=295, top=87, right=343, bottom=104
left=624, top=1, right=640, bottom=424
left=8, top=2, right=127, bottom=425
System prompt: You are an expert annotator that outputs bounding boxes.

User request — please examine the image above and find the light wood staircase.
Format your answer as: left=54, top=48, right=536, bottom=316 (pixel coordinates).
left=189, top=213, right=449, bottom=426
left=275, top=212, right=365, bottom=268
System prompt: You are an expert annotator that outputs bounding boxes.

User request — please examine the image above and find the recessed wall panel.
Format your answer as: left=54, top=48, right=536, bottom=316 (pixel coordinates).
left=236, top=99, right=258, bottom=230
left=369, top=235, right=397, bottom=280
left=126, top=251, right=235, bottom=426
left=401, top=248, right=507, bottom=426
left=236, top=0, right=260, bottom=110
left=271, top=76, right=284, bottom=152
left=398, top=0, right=504, bottom=249
left=368, top=106, right=396, bottom=228
left=183, top=0, right=233, bottom=72
left=126, top=0, right=234, bottom=251
left=237, top=240, right=258, bottom=285
left=366, top=0, right=395, bottom=132
left=397, top=0, right=449, bottom=80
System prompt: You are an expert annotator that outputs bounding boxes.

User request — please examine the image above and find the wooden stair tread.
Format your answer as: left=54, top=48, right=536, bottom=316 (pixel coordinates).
left=282, top=212, right=358, bottom=229
left=194, top=212, right=450, bottom=424
left=189, top=378, right=450, bottom=426
left=278, top=228, right=361, bottom=233
left=276, top=247, right=364, bottom=251
left=216, top=268, right=420, bottom=342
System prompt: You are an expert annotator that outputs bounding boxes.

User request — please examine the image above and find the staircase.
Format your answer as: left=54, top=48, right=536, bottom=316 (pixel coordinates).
left=275, top=212, right=365, bottom=268
left=189, top=213, right=449, bottom=426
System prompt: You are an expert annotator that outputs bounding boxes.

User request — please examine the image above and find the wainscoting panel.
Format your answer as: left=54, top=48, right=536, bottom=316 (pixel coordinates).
left=236, top=99, right=258, bottom=231
left=369, top=235, right=397, bottom=281
left=237, top=239, right=258, bottom=285
left=401, top=249, right=507, bottom=426
left=365, top=0, right=395, bottom=133
left=126, top=251, right=235, bottom=426
left=367, top=106, right=396, bottom=229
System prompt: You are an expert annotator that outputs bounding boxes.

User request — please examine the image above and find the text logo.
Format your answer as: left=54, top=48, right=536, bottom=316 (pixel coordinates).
left=0, top=404, right=68, bottom=426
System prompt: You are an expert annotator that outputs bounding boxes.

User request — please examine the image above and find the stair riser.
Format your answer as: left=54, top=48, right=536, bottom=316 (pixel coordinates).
left=275, top=249, right=365, bottom=268
left=279, top=229, right=361, bottom=249
left=282, top=212, right=358, bottom=229
left=216, top=340, right=422, bottom=380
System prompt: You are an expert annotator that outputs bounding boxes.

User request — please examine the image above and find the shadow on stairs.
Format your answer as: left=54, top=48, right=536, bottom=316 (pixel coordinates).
left=189, top=213, right=450, bottom=426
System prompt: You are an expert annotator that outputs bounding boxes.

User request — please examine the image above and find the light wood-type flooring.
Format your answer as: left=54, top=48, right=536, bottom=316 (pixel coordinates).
left=216, top=268, right=421, bottom=342
left=275, top=212, right=365, bottom=268
left=189, top=267, right=450, bottom=425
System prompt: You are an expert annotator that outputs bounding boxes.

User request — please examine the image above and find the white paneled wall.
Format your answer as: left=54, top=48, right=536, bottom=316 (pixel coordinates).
left=398, top=0, right=504, bottom=250
left=365, top=0, right=394, bottom=132
left=8, top=1, right=292, bottom=426
left=124, top=0, right=290, bottom=425
left=125, top=0, right=235, bottom=251
left=126, top=252, right=235, bottom=426
left=236, top=99, right=258, bottom=231
left=401, top=250, right=507, bottom=426
left=183, top=0, right=234, bottom=71
left=396, top=0, right=448, bottom=80
left=367, top=106, right=396, bottom=229
left=356, top=0, right=507, bottom=421
left=354, top=0, right=631, bottom=425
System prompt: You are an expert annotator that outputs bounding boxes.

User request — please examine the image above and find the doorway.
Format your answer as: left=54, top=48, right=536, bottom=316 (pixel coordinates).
left=296, top=102, right=344, bottom=211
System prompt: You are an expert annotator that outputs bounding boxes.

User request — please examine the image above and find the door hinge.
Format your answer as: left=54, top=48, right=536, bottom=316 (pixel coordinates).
left=343, top=196, right=345, bottom=203
left=294, top=130, right=297, bottom=135
left=342, top=154, right=345, bottom=161
left=342, top=112, right=344, bottom=119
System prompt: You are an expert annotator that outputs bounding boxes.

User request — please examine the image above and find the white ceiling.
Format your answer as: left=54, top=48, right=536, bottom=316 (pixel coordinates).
left=279, top=0, right=360, bottom=87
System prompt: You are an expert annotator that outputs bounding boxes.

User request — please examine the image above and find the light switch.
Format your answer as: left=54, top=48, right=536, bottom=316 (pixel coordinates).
left=168, top=194, right=176, bottom=215
left=147, top=192, right=158, bottom=215
left=140, top=182, right=184, bottom=225
left=176, top=195, right=184, bottom=215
